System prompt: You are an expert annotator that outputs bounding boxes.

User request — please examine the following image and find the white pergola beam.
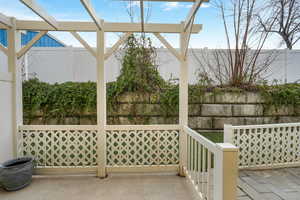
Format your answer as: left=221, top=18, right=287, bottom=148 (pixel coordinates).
left=183, top=17, right=195, bottom=58
left=0, top=13, right=12, bottom=28
left=16, top=20, right=202, bottom=33
left=20, top=0, right=59, bottom=30
left=17, top=30, right=47, bottom=59
left=80, top=0, right=103, bottom=31
left=0, top=43, right=8, bottom=56
left=154, top=33, right=182, bottom=61
left=104, top=32, right=132, bottom=60
left=70, top=31, right=96, bottom=57
left=184, top=0, right=207, bottom=31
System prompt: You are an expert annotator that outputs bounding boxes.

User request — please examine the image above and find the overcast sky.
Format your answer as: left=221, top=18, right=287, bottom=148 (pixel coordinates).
left=0, top=0, right=299, bottom=49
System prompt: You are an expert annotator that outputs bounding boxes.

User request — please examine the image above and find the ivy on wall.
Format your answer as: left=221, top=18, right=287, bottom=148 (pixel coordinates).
left=259, top=84, right=300, bottom=108
left=23, top=79, right=300, bottom=123
left=23, top=79, right=97, bottom=123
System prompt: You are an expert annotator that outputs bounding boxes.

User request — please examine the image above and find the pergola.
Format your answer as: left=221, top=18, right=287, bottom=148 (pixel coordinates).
left=0, top=1, right=238, bottom=200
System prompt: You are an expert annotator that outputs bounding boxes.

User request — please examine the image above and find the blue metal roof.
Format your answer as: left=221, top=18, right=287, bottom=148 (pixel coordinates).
left=0, top=29, right=65, bottom=47
left=0, top=29, right=7, bottom=47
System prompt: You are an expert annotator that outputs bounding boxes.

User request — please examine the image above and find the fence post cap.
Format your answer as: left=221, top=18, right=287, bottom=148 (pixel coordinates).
left=216, top=143, right=238, bottom=152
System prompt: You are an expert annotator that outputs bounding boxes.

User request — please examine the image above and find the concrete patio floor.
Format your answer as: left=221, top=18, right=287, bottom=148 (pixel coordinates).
left=0, top=174, right=198, bottom=200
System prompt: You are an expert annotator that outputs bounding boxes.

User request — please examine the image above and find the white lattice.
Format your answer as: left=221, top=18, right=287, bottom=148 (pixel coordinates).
left=230, top=123, right=300, bottom=169
left=106, top=129, right=179, bottom=166
left=18, top=125, right=180, bottom=168
left=18, top=126, right=98, bottom=167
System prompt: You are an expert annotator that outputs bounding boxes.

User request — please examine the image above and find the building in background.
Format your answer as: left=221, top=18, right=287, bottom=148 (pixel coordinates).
left=0, top=30, right=65, bottom=47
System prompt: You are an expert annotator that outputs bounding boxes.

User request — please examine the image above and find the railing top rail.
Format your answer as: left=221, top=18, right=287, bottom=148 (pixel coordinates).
left=230, top=122, right=300, bottom=129
left=19, top=124, right=181, bottom=131
left=19, top=125, right=98, bottom=130
left=106, top=125, right=181, bottom=131
left=183, top=126, right=219, bottom=154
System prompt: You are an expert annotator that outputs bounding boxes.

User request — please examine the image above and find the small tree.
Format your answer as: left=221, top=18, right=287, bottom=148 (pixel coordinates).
left=194, top=0, right=275, bottom=87
left=109, top=34, right=165, bottom=100
left=258, top=0, right=300, bottom=50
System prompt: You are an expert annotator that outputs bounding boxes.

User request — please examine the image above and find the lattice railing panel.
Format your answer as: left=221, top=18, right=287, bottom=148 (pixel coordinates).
left=229, top=123, right=300, bottom=168
left=18, top=126, right=98, bottom=167
left=106, top=129, right=179, bottom=166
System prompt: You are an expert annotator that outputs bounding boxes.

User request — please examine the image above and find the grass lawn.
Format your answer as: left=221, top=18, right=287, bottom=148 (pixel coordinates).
left=200, top=132, right=224, bottom=143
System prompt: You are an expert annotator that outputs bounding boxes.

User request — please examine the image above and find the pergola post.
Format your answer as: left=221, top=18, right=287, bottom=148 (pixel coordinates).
left=179, top=22, right=188, bottom=176
left=96, top=21, right=107, bottom=178
left=7, top=17, right=22, bottom=157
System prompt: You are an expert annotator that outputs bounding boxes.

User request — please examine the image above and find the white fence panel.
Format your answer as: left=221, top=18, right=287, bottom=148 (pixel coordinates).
left=224, top=123, right=300, bottom=169
left=18, top=125, right=99, bottom=167
left=18, top=125, right=180, bottom=172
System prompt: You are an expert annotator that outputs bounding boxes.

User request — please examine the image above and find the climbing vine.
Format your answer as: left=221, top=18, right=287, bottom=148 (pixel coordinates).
left=259, top=83, right=300, bottom=112
left=23, top=79, right=96, bottom=123
left=23, top=78, right=300, bottom=124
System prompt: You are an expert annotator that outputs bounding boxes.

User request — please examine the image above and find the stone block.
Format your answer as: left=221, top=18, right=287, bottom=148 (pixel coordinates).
left=107, top=107, right=119, bottom=116
left=147, top=116, right=178, bottom=124
left=64, top=117, right=79, bottom=125
left=107, top=117, right=117, bottom=125
left=190, top=92, right=214, bottom=103
left=148, top=117, right=164, bottom=124
left=164, top=116, right=179, bottom=124
left=264, top=105, right=294, bottom=116
left=117, top=92, right=150, bottom=103
left=188, top=117, right=213, bottom=129
left=117, top=104, right=135, bottom=115
left=28, top=117, right=44, bottom=125
left=263, top=117, right=279, bottom=124
left=79, top=117, right=96, bottom=125
left=135, top=104, right=161, bottom=116
left=213, top=117, right=244, bottom=129
left=118, top=117, right=132, bottom=125
left=246, top=92, right=265, bottom=103
left=188, top=104, right=201, bottom=116
left=277, top=116, right=300, bottom=123
left=233, top=104, right=263, bottom=116
left=244, top=117, right=264, bottom=125
left=201, top=104, right=232, bottom=116
left=294, top=104, right=300, bottom=115
left=215, top=92, right=246, bottom=103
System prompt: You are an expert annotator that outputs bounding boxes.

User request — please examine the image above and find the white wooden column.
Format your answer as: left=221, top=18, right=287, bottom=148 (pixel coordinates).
left=7, top=17, right=22, bottom=157
left=96, top=22, right=107, bottom=178
left=179, top=22, right=188, bottom=176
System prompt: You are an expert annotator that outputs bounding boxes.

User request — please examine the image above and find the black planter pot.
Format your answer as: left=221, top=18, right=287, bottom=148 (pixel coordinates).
left=0, top=157, right=34, bottom=191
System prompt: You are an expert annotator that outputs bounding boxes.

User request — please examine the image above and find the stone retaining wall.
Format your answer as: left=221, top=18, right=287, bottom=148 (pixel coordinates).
left=25, top=92, right=300, bottom=132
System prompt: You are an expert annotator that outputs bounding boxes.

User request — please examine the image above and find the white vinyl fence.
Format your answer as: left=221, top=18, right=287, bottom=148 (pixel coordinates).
left=2, top=48, right=297, bottom=84
left=224, top=123, right=300, bottom=169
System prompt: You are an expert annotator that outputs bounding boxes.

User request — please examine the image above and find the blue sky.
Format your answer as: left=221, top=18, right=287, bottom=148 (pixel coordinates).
left=0, top=0, right=298, bottom=49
